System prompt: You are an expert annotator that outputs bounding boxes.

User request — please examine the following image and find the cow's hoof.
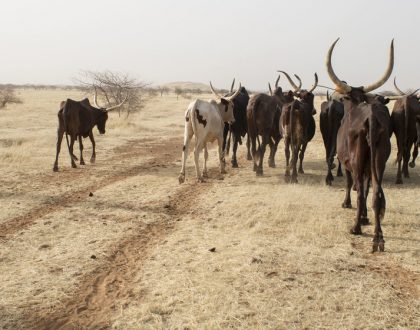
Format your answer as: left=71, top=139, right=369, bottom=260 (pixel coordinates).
left=221, top=169, right=227, bottom=174
left=231, top=160, right=238, bottom=168
left=256, top=170, right=263, bottom=177
left=71, top=163, right=77, bottom=169
left=342, top=202, right=352, bottom=209
left=325, top=179, right=332, bottom=186
left=268, top=160, right=275, bottom=168
left=197, top=177, right=205, bottom=183
left=336, top=170, right=343, bottom=177
left=80, top=160, right=85, bottom=165
left=395, top=178, right=403, bottom=184
left=360, top=217, right=369, bottom=225
left=379, top=240, right=385, bottom=252
left=202, top=171, right=209, bottom=178
left=350, top=226, right=362, bottom=235
left=178, top=174, right=185, bottom=184
left=53, top=166, right=58, bottom=172
left=90, top=158, right=96, bottom=164
left=409, top=161, right=415, bottom=168
left=290, top=177, right=298, bottom=184
left=285, top=171, right=290, bottom=177
left=298, top=169, right=304, bottom=174
left=253, top=164, right=257, bottom=172
left=247, top=155, right=252, bottom=161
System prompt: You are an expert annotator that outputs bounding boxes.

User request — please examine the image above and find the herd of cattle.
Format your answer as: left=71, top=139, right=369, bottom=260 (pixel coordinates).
left=53, top=39, right=419, bottom=252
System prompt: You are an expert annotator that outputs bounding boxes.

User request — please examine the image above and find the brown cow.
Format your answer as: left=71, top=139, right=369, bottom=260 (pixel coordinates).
left=390, top=78, right=420, bottom=183
left=53, top=92, right=126, bottom=171
left=278, top=72, right=318, bottom=183
left=320, top=91, right=344, bottom=185
left=247, top=76, right=295, bottom=176
left=326, top=38, right=394, bottom=252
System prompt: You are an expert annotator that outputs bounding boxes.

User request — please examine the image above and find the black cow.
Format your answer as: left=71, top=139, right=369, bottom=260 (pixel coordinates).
left=53, top=93, right=126, bottom=171
left=222, top=79, right=250, bottom=167
left=320, top=91, right=344, bottom=185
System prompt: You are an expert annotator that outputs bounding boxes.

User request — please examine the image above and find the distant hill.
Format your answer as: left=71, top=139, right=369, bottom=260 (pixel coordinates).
left=162, top=82, right=211, bottom=92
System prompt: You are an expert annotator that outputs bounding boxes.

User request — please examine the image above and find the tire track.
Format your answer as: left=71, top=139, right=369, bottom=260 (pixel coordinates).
left=0, top=137, right=182, bottom=242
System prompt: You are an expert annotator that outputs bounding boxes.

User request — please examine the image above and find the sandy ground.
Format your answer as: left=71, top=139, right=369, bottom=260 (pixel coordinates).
left=0, top=89, right=419, bottom=329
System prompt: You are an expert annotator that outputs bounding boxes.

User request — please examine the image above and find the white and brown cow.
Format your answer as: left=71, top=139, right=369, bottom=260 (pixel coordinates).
left=178, top=82, right=241, bottom=183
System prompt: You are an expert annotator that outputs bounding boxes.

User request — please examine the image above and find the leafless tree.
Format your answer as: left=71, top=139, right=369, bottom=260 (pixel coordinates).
left=75, top=70, right=150, bottom=118
left=174, top=87, right=184, bottom=100
left=0, top=87, right=23, bottom=109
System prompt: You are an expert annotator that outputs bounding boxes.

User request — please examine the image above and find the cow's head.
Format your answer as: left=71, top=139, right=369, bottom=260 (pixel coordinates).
left=210, top=81, right=241, bottom=123
left=280, top=72, right=318, bottom=114
left=326, top=38, right=394, bottom=105
left=92, top=89, right=128, bottom=134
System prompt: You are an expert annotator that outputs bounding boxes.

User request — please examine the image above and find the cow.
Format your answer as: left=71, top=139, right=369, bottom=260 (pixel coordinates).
left=247, top=76, right=295, bottom=176
left=320, top=91, right=344, bottom=185
left=53, top=91, right=126, bottom=172
left=221, top=79, right=250, bottom=168
left=178, top=82, right=240, bottom=183
left=278, top=72, right=318, bottom=183
left=389, top=78, right=420, bottom=183
left=326, top=37, right=394, bottom=252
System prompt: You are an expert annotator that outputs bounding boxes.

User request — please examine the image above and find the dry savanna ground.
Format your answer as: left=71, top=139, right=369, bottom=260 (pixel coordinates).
left=0, top=88, right=419, bottom=329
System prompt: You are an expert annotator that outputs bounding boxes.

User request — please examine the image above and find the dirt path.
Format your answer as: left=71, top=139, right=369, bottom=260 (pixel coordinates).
left=0, top=137, right=180, bottom=242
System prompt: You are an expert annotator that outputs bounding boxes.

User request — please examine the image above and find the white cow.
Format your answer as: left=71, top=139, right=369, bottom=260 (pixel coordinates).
left=178, top=82, right=241, bottom=183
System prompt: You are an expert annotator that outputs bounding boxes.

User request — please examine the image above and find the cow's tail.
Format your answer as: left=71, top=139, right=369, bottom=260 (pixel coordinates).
left=290, top=100, right=296, bottom=155
left=404, top=98, right=409, bottom=146
left=327, top=104, right=336, bottom=167
left=63, top=100, right=72, bottom=161
left=252, top=98, right=261, bottom=151
left=190, top=100, right=199, bottom=139
left=368, top=112, right=380, bottom=186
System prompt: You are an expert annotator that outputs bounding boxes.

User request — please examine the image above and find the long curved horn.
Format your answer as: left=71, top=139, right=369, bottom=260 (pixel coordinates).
left=362, top=39, right=394, bottom=93
left=308, top=73, right=318, bottom=93
left=294, top=74, right=302, bottom=91
left=210, top=81, right=222, bottom=99
left=326, top=90, right=330, bottom=101
left=278, top=71, right=300, bottom=92
left=389, top=88, right=420, bottom=99
left=106, top=94, right=128, bottom=112
left=268, top=83, right=273, bottom=96
left=230, top=78, right=235, bottom=92
left=325, top=38, right=352, bottom=94
left=275, top=75, right=280, bottom=89
left=226, top=83, right=242, bottom=100
left=93, top=87, right=100, bottom=108
left=393, top=77, right=405, bottom=96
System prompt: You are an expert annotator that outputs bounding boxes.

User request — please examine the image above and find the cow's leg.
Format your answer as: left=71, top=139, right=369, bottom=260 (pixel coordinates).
left=268, top=137, right=279, bottom=168
left=202, top=145, right=209, bottom=178
left=350, top=173, right=364, bottom=235
left=298, top=142, right=307, bottom=174
left=251, top=134, right=258, bottom=172
left=336, top=160, right=343, bottom=177
left=290, top=142, right=299, bottom=183
left=217, top=135, right=227, bottom=175
left=326, top=161, right=334, bottom=186
left=256, top=135, right=268, bottom=176
left=342, top=169, right=352, bottom=208
left=178, top=121, right=193, bottom=184
left=410, top=143, right=418, bottom=168
left=78, top=136, right=85, bottom=165
left=395, top=136, right=404, bottom=184
left=89, top=131, right=96, bottom=164
left=284, top=138, right=291, bottom=177
left=360, top=177, right=370, bottom=225
left=246, top=134, right=252, bottom=161
left=231, top=134, right=239, bottom=168
left=53, top=127, right=65, bottom=172
left=372, top=163, right=386, bottom=253
left=68, top=135, right=77, bottom=169
left=226, top=129, right=231, bottom=156
left=402, top=143, right=410, bottom=178
left=222, top=123, right=229, bottom=155
left=194, top=142, right=205, bottom=182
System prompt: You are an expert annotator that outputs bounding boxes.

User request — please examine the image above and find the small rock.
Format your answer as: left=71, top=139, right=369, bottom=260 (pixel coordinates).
left=89, top=192, right=94, bottom=197
left=251, top=257, right=262, bottom=264
left=39, top=244, right=51, bottom=250
left=164, top=204, right=170, bottom=209
left=90, top=255, right=97, bottom=259
left=209, top=247, right=216, bottom=252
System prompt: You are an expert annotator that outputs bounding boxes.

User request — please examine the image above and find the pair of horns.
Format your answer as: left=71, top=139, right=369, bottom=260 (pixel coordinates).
left=93, top=88, right=128, bottom=112
left=209, top=81, right=242, bottom=100
left=268, top=75, right=282, bottom=96
left=390, top=77, right=420, bottom=99
left=326, top=38, right=394, bottom=94
left=278, top=71, right=318, bottom=94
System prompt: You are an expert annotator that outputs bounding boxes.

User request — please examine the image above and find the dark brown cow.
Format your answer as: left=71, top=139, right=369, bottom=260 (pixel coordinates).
left=320, top=91, right=344, bottom=185
left=279, top=72, right=318, bottom=183
left=53, top=92, right=126, bottom=171
left=390, top=78, right=420, bottom=183
left=247, top=76, right=295, bottom=176
left=326, top=38, right=394, bottom=252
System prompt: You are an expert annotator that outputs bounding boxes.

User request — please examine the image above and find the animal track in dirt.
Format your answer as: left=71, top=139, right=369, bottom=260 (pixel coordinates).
left=0, top=137, right=182, bottom=242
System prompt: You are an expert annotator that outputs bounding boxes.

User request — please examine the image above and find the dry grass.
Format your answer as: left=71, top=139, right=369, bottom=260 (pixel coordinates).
left=0, top=90, right=418, bottom=329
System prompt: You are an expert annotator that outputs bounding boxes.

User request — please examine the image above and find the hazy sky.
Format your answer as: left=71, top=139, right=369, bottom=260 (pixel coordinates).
left=1, top=0, right=419, bottom=91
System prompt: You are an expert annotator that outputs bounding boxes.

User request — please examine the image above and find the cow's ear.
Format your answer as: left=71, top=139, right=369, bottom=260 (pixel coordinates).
left=221, top=98, right=229, bottom=105
left=384, top=98, right=390, bottom=104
